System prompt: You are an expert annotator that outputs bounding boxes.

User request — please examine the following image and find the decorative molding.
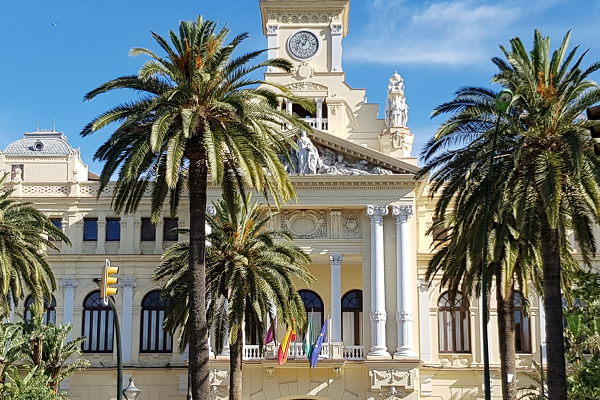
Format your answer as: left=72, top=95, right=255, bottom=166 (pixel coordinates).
left=60, top=278, right=78, bottom=290
left=280, top=210, right=327, bottom=239
left=330, top=24, right=343, bottom=34
left=292, top=62, right=315, bottom=80
left=342, top=213, right=361, bottom=238
left=209, top=369, right=229, bottom=385
left=395, top=310, right=413, bottom=322
left=328, top=104, right=341, bottom=116
left=366, top=205, right=389, bottom=218
left=330, top=209, right=341, bottom=238
left=206, top=205, right=217, bottom=217
left=369, top=311, right=387, bottom=322
left=271, top=10, right=343, bottom=25
left=329, top=254, right=343, bottom=265
left=369, top=368, right=415, bottom=392
left=286, top=82, right=328, bottom=91
left=333, top=366, right=341, bottom=379
left=391, top=205, right=413, bottom=217
left=266, top=25, right=279, bottom=35
left=266, top=367, right=274, bottom=379
left=417, top=279, right=430, bottom=293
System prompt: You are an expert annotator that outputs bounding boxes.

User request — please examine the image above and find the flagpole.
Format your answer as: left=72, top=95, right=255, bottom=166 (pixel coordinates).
left=328, top=312, right=332, bottom=360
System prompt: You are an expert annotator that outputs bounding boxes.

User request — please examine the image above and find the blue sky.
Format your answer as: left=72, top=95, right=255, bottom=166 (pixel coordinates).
left=1, top=0, right=599, bottom=173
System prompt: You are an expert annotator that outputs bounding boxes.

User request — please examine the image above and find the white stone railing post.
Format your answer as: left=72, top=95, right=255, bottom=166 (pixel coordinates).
left=392, top=205, right=418, bottom=358
left=119, top=278, right=136, bottom=363
left=60, top=278, right=78, bottom=340
left=417, top=279, right=431, bottom=362
left=366, top=205, right=391, bottom=358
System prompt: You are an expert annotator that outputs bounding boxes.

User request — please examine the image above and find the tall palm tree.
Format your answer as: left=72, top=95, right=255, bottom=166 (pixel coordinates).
left=0, top=174, right=69, bottom=317
left=81, top=16, right=312, bottom=400
left=155, top=194, right=314, bottom=400
left=419, top=30, right=600, bottom=400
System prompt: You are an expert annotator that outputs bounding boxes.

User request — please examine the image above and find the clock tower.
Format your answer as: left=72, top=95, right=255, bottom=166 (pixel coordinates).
left=259, top=0, right=349, bottom=74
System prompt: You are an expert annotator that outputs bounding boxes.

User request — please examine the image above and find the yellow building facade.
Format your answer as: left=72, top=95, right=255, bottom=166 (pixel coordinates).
left=0, top=1, right=546, bottom=399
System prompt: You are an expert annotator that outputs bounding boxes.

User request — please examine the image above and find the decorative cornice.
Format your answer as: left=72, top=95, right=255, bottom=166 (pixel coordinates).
left=286, top=82, right=328, bottom=91
left=416, top=279, right=430, bottom=293
left=60, top=278, right=78, bottom=290
left=366, top=205, right=389, bottom=218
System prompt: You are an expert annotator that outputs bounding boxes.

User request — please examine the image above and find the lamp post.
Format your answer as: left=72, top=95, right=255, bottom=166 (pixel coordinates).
left=481, top=88, right=513, bottom=400
left=123, top=376, right=142, bottom=400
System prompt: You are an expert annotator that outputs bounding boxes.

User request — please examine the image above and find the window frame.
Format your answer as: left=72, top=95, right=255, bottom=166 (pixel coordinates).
left=299, top=289, right=324, bottom=327
left=105, top=218, right=121, bottom=242
left=163, top=218, right=179, bottom=242
left=82, top=291, right=113, bottom=353
left=437, top=291, right=471, bottom=354
left=24, top=295, right=56, bottom=324
left=140, top=290, right=172, bottom=353
left=141, top=218, right=156, bottom=242
left=341, top=290, right=363, bottom=346
left=49, top=218, right=63, bottom=242
left=83, top=218, right=98, bottom=241
left=514, top=291, right=532, bottom=354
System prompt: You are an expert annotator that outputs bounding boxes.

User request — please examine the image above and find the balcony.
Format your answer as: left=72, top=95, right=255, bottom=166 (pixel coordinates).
left=304, top=118, right=328, bottom=131
left=242, top=343, right=363, bottom=361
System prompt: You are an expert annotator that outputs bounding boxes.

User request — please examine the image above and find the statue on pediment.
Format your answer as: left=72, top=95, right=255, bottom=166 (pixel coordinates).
left=385, top=71, right=409, bottom=128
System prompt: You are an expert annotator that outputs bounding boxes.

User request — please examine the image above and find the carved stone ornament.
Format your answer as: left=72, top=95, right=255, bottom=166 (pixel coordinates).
left=276, top=12, right=341, bottom=25
left=266, top=367, right=274, bottom=379
left=209, top=369, right=229, bottom=385
left=60, top=278, right=78, bottom=290
left=395, top=310, right=413, bottom=322
left=370, top=368, right=415, bottom=391
left=366, top=205, right=389, bottom=217
left=210, top=385, right=228, bottom=400
left=416, top=279, right=430, bottom=293
left=281, top=210, right=327, bottom=239
left=330, top=24, right=343, bottom=34
left=328, top=104, right=341, bottom=116
left=369, top=310, right=387, bottom=322
left=391, top=205, right=413, bottom=217
left=329, top=254, right=343, bottom=265
left=266, top=25, right=279, bottom=35
left=119, top=278, right=137, bottom=289
left=281, top=131, right=393, bottom=176
left=286, top=82, right=328, bottom=91
left=343, top=214, right=361, bottom=238
left=333, top=367, right=342, bottom=379
left=206, top=205, right=217, bottom=217
left=385, top=72, right=408, bottom=128
left=379, top=386, right=408, bottom=400
left=292, top=62, right=314, bottom=80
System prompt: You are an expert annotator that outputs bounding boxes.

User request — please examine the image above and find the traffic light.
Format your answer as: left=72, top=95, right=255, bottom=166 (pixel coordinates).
left=586, top=105, right=600, bottom=155
left=101, top=258, right=119, bottom=305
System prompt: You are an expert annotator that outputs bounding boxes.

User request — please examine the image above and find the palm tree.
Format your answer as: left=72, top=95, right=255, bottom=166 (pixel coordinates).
left=155, top=194, right=314, bottom=400
left=81, top=16, right=313, bottom=400
left=0, top=174, right=69, bottom=317
left=419, top=30, right=600, bottom=400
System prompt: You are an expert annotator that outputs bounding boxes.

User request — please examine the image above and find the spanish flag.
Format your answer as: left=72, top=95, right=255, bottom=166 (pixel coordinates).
left=277, top=318, right=296, bottom=365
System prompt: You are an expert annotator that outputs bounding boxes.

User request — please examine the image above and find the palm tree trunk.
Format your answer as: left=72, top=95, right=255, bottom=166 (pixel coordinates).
left=539, top=209, right=567, bottom=400
left=229, top=327, right=244, bottom=400
left=496, top=275, right=517, bottom=400
left=188, top=153, right=210, bottom=400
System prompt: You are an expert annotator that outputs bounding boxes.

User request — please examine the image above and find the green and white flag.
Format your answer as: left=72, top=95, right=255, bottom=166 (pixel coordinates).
left=303, top=317, right=314, bottom=359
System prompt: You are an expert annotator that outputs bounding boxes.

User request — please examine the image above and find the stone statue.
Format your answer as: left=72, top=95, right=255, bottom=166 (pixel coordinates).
left=296, top=130, right=323, bottom=174
left=385, top=71, right=409, bottom=128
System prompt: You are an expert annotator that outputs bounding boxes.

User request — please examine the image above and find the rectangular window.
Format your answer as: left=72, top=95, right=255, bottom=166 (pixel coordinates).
left=432, top=218, right=448, bottom=242
left=141, top=218, right=156, bottom=241
left=163, top=218, right=179, bottom=241
left=106, top=218, right=121, bottom=241
left=49, top=218, right=62, bottom=241
left=84, top=218, right=98, bottom=241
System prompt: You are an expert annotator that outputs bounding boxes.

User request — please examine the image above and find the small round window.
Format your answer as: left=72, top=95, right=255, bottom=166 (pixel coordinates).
left=33, top=141, right=44, bottom=151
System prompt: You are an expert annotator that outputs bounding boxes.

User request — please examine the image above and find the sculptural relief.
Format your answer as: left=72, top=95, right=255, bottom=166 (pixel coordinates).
left=385, top=72, right=409, bottom=128
left=283, top=131, right=393, bottom=176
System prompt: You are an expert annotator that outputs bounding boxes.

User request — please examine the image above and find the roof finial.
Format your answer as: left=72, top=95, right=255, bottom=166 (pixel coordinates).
left=53, top=118, right=56, bottom=132
left=36, top=118, right=40, bottom=132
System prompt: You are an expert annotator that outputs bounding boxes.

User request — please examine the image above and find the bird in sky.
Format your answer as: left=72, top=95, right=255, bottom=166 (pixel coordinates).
left=51, top=22, right=58, bottom=26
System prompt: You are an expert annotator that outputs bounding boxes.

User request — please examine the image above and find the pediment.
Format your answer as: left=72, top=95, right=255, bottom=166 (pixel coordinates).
left=281, top=128, right=421, bottom=177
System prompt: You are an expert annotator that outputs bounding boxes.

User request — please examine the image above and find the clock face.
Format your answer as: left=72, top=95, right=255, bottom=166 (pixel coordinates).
left=288, top=31, right=319, bottom=60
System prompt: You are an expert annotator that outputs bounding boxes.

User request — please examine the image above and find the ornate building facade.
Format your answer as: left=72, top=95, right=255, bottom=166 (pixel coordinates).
left=0, top=1, right=547, bottom=399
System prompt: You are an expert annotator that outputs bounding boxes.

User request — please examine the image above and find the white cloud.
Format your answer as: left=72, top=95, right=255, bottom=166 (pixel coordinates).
left=345, top=0, right=572, bottom=66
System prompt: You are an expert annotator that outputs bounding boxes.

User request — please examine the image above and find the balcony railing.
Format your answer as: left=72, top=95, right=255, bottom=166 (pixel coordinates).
left=241, top=344, right=363, bottom=361
left=304, top=118, right=328, bottom=131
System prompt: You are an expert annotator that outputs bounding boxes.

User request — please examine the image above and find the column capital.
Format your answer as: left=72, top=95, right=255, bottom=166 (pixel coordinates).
left=119, top=278, right=137, bottom=289
left=391, top=205, right=413, bottom=218
left=315, top=97, right=325, bottom=104
left=60, top=278, right=78, bottom=290
left=266, top=25, right=279, bottom=36
left=330, top=24, right=343, bottom=35
left=417, top=279, right=430, bottom=293
left=206, top=205, right=217, bottom=217
left=329, top=254, right=343, bottom=265
left=366, top=205, right=389, bottom=218
left=369, top=311, right=387, bottom=322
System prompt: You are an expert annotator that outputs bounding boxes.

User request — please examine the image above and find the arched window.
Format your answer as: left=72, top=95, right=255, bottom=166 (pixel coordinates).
left=299, top=290, right=324, bottom=331
left=438, top=292, right=471, bottom=353
left=514, top=292, right=531, bottom=353
left=140, top=291, right=172, bottom=353
left=341, top=290, right=363, bottom=346
left=82, top=291, right=113, bottom=353
left=24, top=295, right=56, bottom=324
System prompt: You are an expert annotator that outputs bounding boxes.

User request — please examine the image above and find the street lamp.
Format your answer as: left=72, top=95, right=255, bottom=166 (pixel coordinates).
left=481, top=88, right=513, bottom=400
left=123, top=377, right=142, bottom=400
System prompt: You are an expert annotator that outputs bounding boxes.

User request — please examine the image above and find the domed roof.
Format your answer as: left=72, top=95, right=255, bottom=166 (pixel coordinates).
left=3, top=131, right=74, bottom=156
left=390, top=71, right=402, bottom=82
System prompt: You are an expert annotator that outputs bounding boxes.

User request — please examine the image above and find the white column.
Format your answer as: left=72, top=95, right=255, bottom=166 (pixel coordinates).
left=119, top=278, right=136, bottom=363
left=96, top=214, right=106, bottom=255
left=330, top=255, right=343, bottom=343
left=366, top=205, right=391, bottom=357
left=316, top=98, right=324, bottom=130
left=417, top=279, right=431, bottom=362
left=266, top=25, right=279, bottom=65
left=154, top=220, right=164, bottom=255
left=539, top=296, right=547, bottom=363
left=60, top=278, right=78, bottom=340
left=286, top=99, right=292, bottom=115
left=392, top=205, right=418, bottom=358
left=330, top=24, right=343, bottom=72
